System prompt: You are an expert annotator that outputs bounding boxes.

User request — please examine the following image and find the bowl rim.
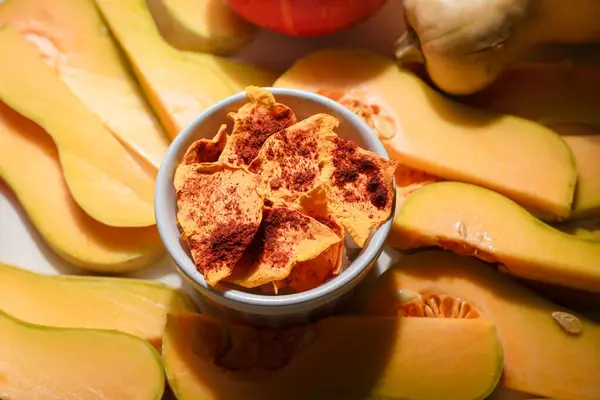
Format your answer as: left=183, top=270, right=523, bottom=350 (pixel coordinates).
left=155, top=87, right=395, bottom=312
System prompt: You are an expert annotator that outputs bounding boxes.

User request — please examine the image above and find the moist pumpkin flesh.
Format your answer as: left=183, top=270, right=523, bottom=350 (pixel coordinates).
left=365, top=250, right=600, bottom=400
left=163, top=313, right=503, bottom=400
left=273, top=48, right=577, bottom=220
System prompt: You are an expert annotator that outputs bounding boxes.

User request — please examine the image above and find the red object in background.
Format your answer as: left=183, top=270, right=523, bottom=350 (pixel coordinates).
left=225, top=0, right=388, bottom=37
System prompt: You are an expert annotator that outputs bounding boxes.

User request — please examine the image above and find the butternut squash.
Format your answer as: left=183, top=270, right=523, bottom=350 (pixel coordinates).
left=397, top=0, right=600, bottom=94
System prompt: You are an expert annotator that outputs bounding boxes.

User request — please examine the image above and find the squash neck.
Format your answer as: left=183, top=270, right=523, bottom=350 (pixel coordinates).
left=538, top=0, right=600, bottom=43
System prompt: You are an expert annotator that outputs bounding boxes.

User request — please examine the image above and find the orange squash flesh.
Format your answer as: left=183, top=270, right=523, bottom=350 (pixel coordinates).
left=365, top=250, right=600, bottom=400
left=163, top=313, right=503, bottom=400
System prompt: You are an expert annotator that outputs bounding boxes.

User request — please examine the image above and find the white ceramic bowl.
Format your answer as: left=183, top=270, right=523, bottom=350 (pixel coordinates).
left=155, top=87, right=395, bottom=327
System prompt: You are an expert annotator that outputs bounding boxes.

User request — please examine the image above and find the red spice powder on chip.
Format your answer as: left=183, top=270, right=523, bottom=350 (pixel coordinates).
left=219, top=86, right=297, bottom=167
left=225, top=206, right=341, bottom=289
left=249, top=113, right=338, bottom=206
left=174, top=162, right=263, bottom=286
left=180, top=124, right=229, bottom=165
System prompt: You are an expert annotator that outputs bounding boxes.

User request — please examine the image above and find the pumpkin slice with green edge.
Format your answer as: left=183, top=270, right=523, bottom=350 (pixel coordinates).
left=0, top=310, right=165, bottom=400
left=0, top=0, right=169, bottom=170
left=95, top=0, right=278, bottom=139
left=274, top=48, right=577, bottom=220
left=0, top=26, right=155, bottom=227
left=162, top=312, right=503, bottom=400
left=390, top=181, right=600, bottom=292
left=0, top=262, right=194, bottom=348
left=364, top=250, right=600, bottom=400
left=0, top=102, right=162, bottom=272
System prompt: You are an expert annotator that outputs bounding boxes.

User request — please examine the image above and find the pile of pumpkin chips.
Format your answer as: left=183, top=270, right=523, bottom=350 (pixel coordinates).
left=174, top=86, right=396, bottom=294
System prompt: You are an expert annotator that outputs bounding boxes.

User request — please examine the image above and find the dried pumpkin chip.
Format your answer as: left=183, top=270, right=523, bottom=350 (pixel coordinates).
left=219, top=86, right=297, bottom=167
left=225, top=206, right=341, bottom=288
left=181, top=124, right=229, bottom=165
left=249, top=114, right=338, bottom=206
left=322, top=137, right=397, bottom=248
left=276, top=185, right=345, bottom=292
left=174, top=162, right=263, bottom=286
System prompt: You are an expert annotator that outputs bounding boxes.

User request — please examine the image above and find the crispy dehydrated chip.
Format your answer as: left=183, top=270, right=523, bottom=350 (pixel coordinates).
left=249, top=113, right=338, bottom=206
left=321, top=137, right=397, bottom=248
left=225, top=206, right=341, bottom=288
left=174, top=162, right=263, bottom=286
left=276, top=185, right=345, bottom=292
left=219, top=86, right=297, bottom=167
left=180, top=124, right=229, bottom=165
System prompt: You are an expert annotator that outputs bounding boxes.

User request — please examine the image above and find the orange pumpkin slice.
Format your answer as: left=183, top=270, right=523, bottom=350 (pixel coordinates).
left=219, top=86, right=297, bottom=167
left=226, top=206, right=341, bottom=288
left=181, top=124, right=229, bottom=165
left=276, top=185, right=345, bottom=292
left=322, top=137, right=397, bottom=247
left=249, top=114, right=338, bottom=206
left=174, top=162, right=263, bottom=286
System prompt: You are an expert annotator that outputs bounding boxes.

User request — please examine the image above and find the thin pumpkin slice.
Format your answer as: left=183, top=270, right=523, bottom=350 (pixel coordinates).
left=248, top=113, right=338, bottom=206
left=225, top=206, right=341, bottom=288
left=174, top=162, right=263, bottom=286
left=219, top=86, right=297, bottom=167
left=275, top=185, right=345, bottom=292
left=321, top=136, right=397, bottom=248
left=0, top=102, right=162, bottom=272
left=181, top=124, right=229, bottom=165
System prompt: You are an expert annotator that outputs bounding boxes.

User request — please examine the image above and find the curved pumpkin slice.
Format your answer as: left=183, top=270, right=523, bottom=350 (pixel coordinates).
left=0, top=27, right=155, bottom=227
left=0, top=262, right=194, bottom=348
left=391, top=181, right=600, bottom=293
left=274, top=48, right=577, bottom=220
left=321, top=136, right=397, bottom=248
left=181, top=124, right=229, bottom=165
left=0, top=102, right=162, bottom=272
left=0, top=0, right=169, bottom=170
left=276, top=185, right=345, bottom=292
left=0, top=310, right=164, bottom=400
left=226, top=206, right=341, bottom=288
left=462, top=61, right=600, bottom=131
left=174, top=162, right=263, bottom=286
left=147, top=0, right=257, bottom=54
left=163, top=313, right=502, bottom=400
left=562, top=134, right=600, bottom=219
left=220, top=86, right=297, bottom=167
left=95, top=0, right=277, bottom=139
left=365, top=250, right=600, bottom=400
left=248, top=113, right=336, bottom=205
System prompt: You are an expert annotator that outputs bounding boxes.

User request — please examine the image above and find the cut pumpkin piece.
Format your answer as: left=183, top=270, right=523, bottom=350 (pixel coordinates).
left=390, top=181, right=600, bottom=292
left=562, top=134, right=600, bottom=219
left=220, top=86, right=297, bottom=167
left=95, top=0, right=277, bottom=139
left=364, top=250, right=600, bottom=400
left=0, top=0, right=169, bottom=170
left=163, top=313, right=503, bottom=400
left=0, top=26, right=155, bottom=227
left=226, top=206, right=342, bottom=288
left=181, top=124, right=229, bottom=164
left=147, top=0, right=257, bottom=54
left=0, top=310, right=164, bottom=400
left=174, top=162, right=264, bottom=286
left=462, top=61, right=600, bottom=131
left=0, top=103, right=162, bottom=271
left=274, top=48, right=577, bottom=220
left=0, top=262, right=194, bottom=348
left=248, top=113, right=336, bottom=204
